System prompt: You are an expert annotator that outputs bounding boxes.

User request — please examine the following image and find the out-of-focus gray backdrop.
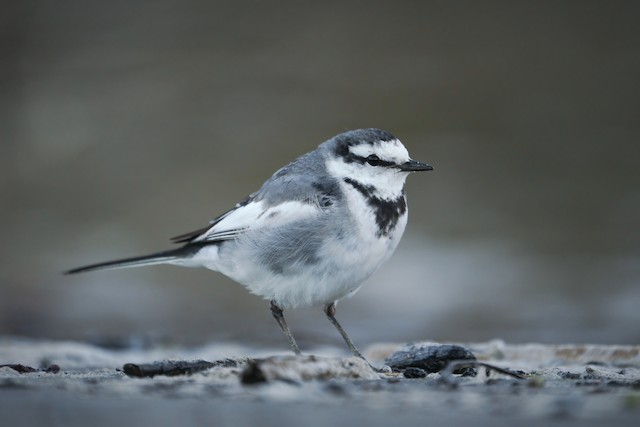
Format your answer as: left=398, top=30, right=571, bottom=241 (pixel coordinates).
left=2, top=1, right=639, bottom=350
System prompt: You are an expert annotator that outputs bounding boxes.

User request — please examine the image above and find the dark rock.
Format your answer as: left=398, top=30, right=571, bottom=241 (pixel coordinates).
left=240, top=360, right=267, bottom=385
left=385, top=343, right=477, bottom=375
left=0, top=364, right=37, bottom=374
left=0, top=364, right=61, bottom=374
left=122, top=360, right=216, bottom=378
left=402, top=367, right=427, bottom=379
left=44, top=365, right=61, bottom=374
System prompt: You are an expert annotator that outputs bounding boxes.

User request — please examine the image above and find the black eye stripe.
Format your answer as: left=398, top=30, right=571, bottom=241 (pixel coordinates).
left=365, top=155, right=394, bottom=167
left=336, top=149, right=396, bottom=167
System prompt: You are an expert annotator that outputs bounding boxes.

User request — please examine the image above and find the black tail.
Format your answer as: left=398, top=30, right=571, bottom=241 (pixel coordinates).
left=64, top=245, right=202, bottom=275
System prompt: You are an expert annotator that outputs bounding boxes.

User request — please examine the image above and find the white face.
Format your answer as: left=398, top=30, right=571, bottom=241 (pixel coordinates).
left=326, top=139, right=412, bottom=199
left=348, top=138, right=411, bottom=164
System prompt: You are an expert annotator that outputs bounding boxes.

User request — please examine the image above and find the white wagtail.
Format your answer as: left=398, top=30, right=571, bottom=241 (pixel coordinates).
left=66, top=128, right=433, bottom=360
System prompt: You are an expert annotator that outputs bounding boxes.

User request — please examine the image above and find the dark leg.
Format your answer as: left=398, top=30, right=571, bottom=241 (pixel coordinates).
left=270, top=300, right=301, bottom=355
left=324, top=302, right=365, bottom=360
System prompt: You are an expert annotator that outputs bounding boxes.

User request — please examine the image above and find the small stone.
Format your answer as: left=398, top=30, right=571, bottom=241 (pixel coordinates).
left=0, top=364, right=37, bottom=374
left=402, top=367, right=427, bottom=379
left=384, top=343, right=477, bottom=375
left=44, top=365, right=61, bottom=374
left=122, top=360, right=216, bottom=378
left=240, top=360, right=267, bottom=385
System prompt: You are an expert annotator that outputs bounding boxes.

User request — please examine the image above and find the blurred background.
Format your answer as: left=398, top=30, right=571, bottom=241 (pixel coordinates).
left=1, top=0, right=639, bottom=352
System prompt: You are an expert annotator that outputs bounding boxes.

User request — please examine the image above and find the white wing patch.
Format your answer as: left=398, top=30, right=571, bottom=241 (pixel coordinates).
left=194, top=200, right=320, bottom=243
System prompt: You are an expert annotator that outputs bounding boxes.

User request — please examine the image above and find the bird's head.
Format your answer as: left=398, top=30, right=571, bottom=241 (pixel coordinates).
left=324, top=129, right=432, bottom=198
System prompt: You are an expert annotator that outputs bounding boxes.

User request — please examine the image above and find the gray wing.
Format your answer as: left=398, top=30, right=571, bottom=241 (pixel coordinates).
left=171, top=172, right=341, bottom=245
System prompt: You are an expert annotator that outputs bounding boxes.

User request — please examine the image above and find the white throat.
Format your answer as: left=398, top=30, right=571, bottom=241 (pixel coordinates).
left=325, top=139, right=411, bottom=200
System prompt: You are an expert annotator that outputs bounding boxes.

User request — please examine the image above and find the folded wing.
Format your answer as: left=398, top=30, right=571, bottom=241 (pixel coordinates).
left=170, top=175, right=340, bottom=245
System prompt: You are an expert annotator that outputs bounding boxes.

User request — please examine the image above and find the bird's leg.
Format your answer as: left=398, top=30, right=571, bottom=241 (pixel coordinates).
left=270, top=300, right=301, bottom=355
left=323, top=302, right=365, bottom=360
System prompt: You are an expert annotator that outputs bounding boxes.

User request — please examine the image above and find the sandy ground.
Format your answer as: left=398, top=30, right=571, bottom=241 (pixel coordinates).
left=1, top=337, right=639, bottom=427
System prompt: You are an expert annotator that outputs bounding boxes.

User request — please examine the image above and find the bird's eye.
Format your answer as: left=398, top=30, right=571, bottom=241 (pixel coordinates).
left=366, top=154, right=381, bottom=166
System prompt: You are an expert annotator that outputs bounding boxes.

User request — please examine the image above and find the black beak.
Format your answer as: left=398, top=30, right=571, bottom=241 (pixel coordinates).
left=398, top=159, right=434, bottom=172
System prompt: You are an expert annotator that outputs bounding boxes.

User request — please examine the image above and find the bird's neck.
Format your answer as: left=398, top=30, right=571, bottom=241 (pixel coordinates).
left=340, top=172, right=407, bottom=201
left=341, top=177, right=407, bottom=238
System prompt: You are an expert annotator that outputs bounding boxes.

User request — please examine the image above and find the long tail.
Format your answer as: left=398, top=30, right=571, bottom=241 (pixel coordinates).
left=64, top=245, right=203, bottom=275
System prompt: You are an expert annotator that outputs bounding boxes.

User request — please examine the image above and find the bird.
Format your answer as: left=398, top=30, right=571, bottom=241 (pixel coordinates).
left=66, top=128, right=433, bottom=361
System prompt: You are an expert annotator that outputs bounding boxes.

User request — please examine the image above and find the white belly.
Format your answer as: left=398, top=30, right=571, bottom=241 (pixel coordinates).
left=195, top=210, right=407, bottom=309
